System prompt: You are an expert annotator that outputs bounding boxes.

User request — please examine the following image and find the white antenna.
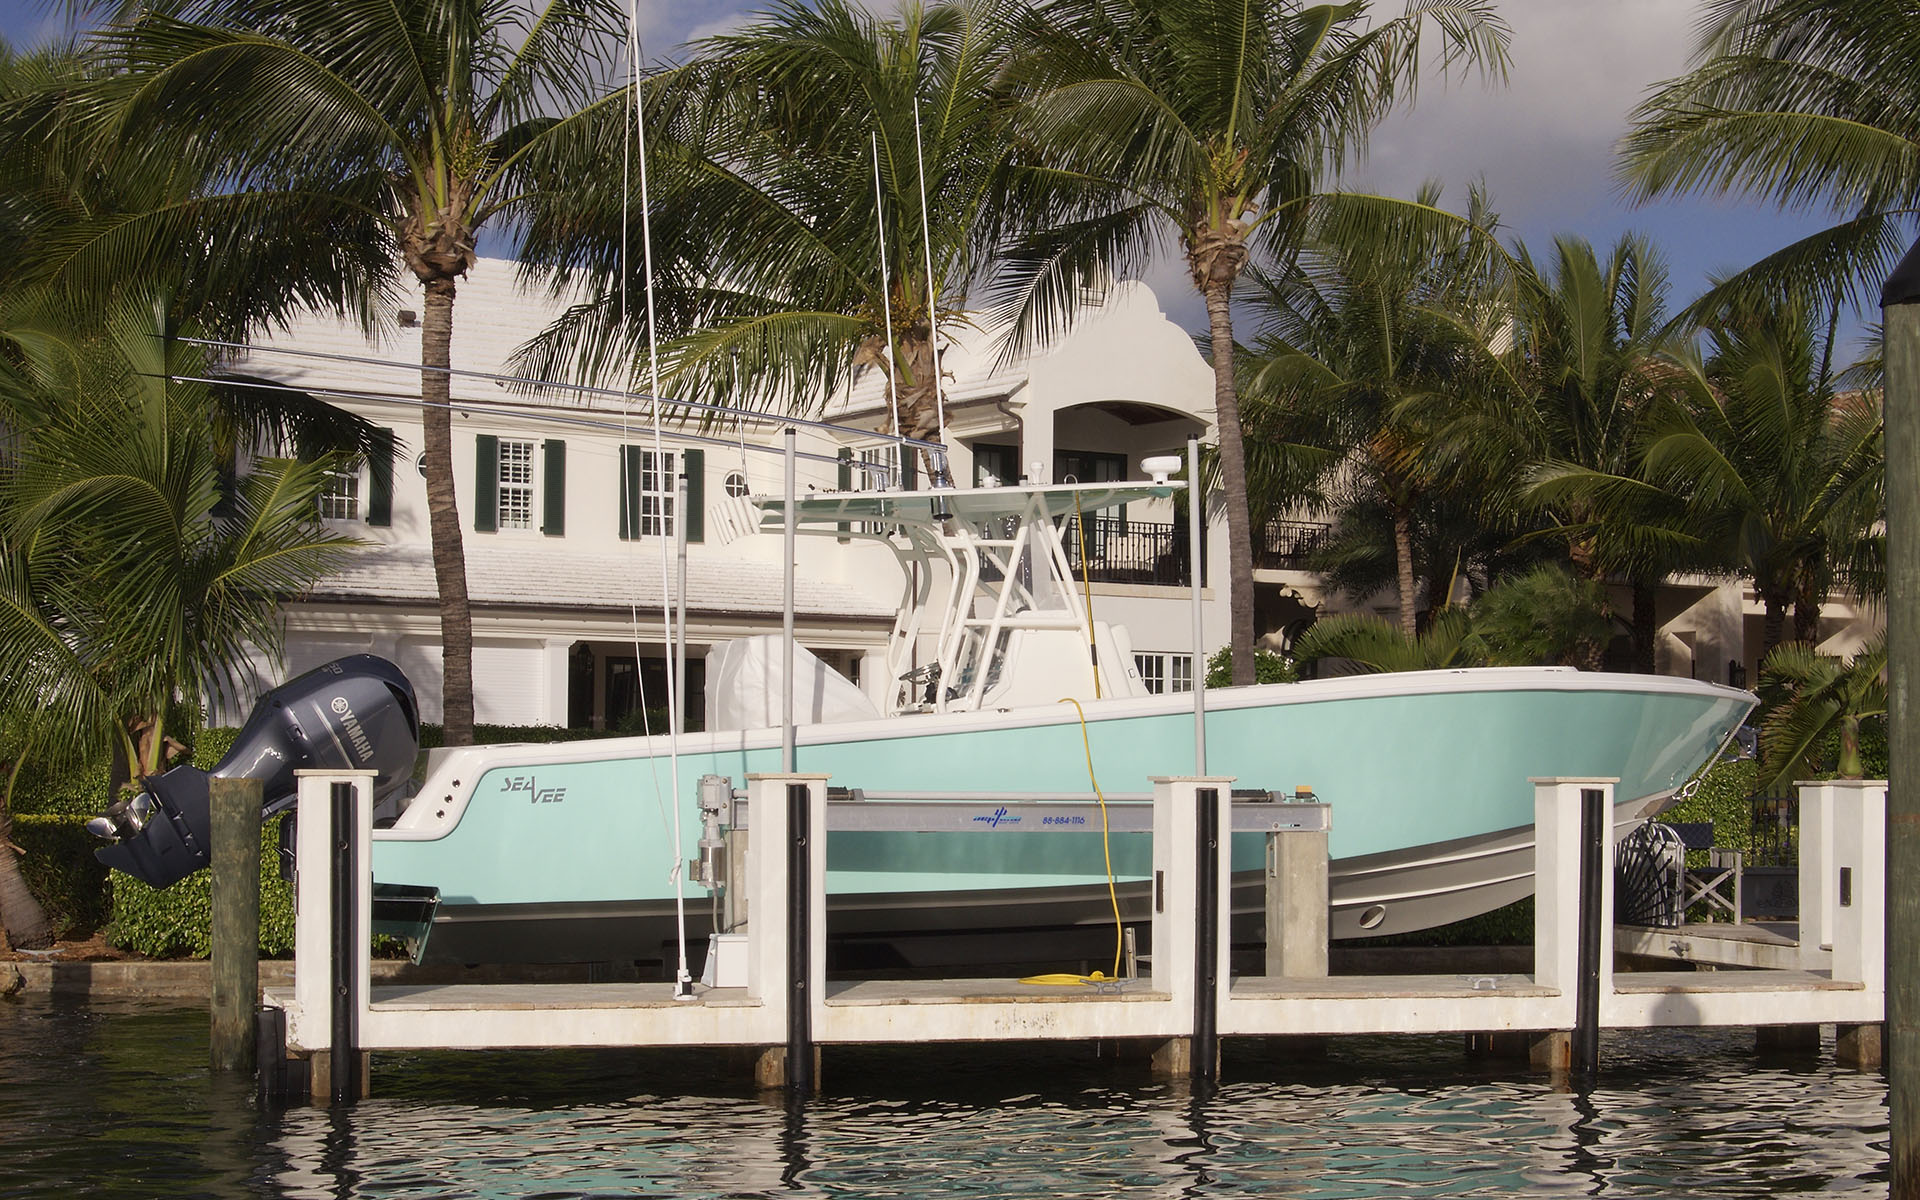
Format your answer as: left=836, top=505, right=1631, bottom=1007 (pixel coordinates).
left=912, top=93, right=947, bottom=484
left=871, top=131, right=902, bottom=468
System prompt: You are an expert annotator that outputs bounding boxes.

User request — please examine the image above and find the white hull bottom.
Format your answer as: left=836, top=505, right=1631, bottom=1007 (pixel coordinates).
left=408, top=797, right=1667, bottom=969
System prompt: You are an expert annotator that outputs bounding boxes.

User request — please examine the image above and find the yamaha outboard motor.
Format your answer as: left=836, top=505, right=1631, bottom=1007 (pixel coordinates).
left=91, top=655, right=419, bottom=888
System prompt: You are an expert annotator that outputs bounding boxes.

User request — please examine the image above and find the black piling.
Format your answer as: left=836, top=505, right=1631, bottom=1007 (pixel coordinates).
left=1573, top=786, right=1605, bottom=1081
left=786, top=782, right=814, bottom=1092
left=1194, top=786, right=1219, bottom=1081
left=329, top=780, right=360, bottom=1104
left=255, top=1005, right=310, bottom=1105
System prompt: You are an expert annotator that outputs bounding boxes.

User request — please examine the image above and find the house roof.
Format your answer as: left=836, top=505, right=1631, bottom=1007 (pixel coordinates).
left=298, top=542, right=895, bottom=621
left=237, top=259, right=635, bottom=412
left=817, top=278, right=1188, bottom=427
left=240, top=261, right=1194, bottom=433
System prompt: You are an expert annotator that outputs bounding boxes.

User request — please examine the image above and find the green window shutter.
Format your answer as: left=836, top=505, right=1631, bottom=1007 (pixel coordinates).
left=682, top=448, right=704, bottom=544
left=837, top=448, right=852, bottom=543
left=618, top=445, right=639, bottom=540
left=474, top=434, right=498, bottom=533
left=542, top=439, right=566, bottom=536
left=902, top=445, right=918, bottom=491
left=366, top=427, right=395, bottom=527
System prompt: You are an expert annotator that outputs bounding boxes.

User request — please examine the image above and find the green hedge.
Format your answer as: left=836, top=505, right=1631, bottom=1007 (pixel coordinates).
left=104, top=823, right=295, bottom=958
left=1659, top=758, right=1759, bottom=850
left=11, top=814, right=111, bottom=938
left=9, top=756, right=113, bottom=819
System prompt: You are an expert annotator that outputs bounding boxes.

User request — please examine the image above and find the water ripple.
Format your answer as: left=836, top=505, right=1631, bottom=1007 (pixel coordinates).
left=0, top=1001, right=1886, bottom=1198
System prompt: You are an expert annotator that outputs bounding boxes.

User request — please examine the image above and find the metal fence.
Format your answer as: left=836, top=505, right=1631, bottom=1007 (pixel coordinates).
left=1257, top=519, right=1330, bottom=570
left=1062, top=516, right=1190, bottom=586
left=1050, top=515, right=1334, bottom=585
left=1748, top=794, right=1798, bottom=867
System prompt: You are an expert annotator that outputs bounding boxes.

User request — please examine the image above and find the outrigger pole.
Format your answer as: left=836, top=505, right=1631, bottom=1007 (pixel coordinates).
left=1189, top=435, right=1207, bottom=775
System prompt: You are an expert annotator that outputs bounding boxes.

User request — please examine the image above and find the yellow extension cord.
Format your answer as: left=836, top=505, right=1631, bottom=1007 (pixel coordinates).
left=1019, top=697, right=1125, bottom=986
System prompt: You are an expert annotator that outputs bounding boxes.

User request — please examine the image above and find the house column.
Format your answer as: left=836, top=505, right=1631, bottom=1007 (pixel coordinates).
left=1672, top=581, right=1744, bottom=685
left=540, top=638, right=572, bottom=726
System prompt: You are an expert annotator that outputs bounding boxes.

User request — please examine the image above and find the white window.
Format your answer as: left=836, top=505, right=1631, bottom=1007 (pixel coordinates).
left=318, top=460, right=361, bottom=521
left=1133, top=653, right=1194, bottom=695
left=638, top=449, right=676, bottom=537
left=497, top=439, right=536, bottom=530
left=724, top=470, right=750, bottom=498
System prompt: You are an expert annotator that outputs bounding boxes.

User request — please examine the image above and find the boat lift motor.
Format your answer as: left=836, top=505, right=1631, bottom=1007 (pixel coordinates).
left=692, top=774, right=732, bottom=890
left=88, top=655, right=421, bottom=889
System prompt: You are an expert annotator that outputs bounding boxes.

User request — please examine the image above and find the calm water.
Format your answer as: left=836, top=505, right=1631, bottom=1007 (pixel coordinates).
left=0, top=997, right=1887, bottom=1198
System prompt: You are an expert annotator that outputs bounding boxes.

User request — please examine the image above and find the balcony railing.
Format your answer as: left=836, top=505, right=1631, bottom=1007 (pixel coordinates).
left=1062, top=515, right=1191, bottom=586
left=1047, top=515, right=1333, bottom=586
left=1257, top=518, right=1330, bottom=570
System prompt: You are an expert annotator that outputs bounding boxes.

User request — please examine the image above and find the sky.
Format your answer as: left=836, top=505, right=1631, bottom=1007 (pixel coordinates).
left=0, top=1, right=1871, bottom=351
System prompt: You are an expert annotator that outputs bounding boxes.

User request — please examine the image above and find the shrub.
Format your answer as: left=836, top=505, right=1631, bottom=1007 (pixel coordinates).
left=103, top=823, right=295, bottom=958
left=12, top=814, right=111, bottom=938
left=1204, top=646, right=1297, bottom=687
left=8, top=756, right=114, bottom=818
left=1658, top=758, right=1758, bottom=851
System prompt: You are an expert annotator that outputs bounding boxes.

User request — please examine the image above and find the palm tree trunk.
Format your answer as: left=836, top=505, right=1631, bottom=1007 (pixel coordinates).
left=1632, top=578, right=1658, bottom=674
left=1567, top=532, right=1612, bottom=669
left=420, top=278, right=476, bottom=745
left=897, top=329, right=946, bottom=484
left=1760, top=588, right=1788, bottom=656
left=1201, top=275, right=1256, bottom=686
left=1838, top=715, right=1863, bottom=779
left=1391, top=505, right=1418, bottom=639
left=1792, top=573, right=1824, bottom=646
left=0, top=806, right=53, bottom=950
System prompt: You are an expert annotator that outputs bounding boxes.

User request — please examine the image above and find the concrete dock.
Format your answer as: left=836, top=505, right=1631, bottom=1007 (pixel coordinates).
left=261, top=773, right=1886, bottom=1099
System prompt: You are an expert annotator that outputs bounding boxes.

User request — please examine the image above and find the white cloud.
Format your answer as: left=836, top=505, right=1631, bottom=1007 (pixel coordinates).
left=1349, top=0, right=1700, bottom=227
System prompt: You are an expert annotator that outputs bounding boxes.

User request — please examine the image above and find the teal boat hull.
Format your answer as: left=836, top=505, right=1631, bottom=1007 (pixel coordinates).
left=374, top=668, right=1751, bottom=964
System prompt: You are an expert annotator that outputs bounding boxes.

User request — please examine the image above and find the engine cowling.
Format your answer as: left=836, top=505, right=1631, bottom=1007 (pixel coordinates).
left=92, top=655, right=420, bottom=888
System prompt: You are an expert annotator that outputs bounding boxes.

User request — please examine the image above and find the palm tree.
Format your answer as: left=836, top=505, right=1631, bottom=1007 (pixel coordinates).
left=1508, top=234, right=1694, bottom=671
left=1641, top=298, right=1882, bottom=655
left=1299, top=488, right=1544, bottom=630
left=1000, top=0, right=1510, bottom=683
left=0, top=297, right=356, bottom=947
left=519, top=0, right=1020, bottom=480
left=86, top=0, right=631, bottom=745
left=1236, top=185, right=1511, bottom=636
left=1618, top=0, right=1920, bottom=319
left=1, top=26, right=394, bottom=346
left=0, top=39, right=388, bottom=474
left=1291, top=607, right=1481, bottom=675
left=1467, top=563, right=1615, bottom=668
left=1757, top=633, right=1886, bottom=788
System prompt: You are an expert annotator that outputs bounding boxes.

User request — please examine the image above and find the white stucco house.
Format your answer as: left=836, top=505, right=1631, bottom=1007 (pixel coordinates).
left=236, top=259, right=1235, bottom=728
